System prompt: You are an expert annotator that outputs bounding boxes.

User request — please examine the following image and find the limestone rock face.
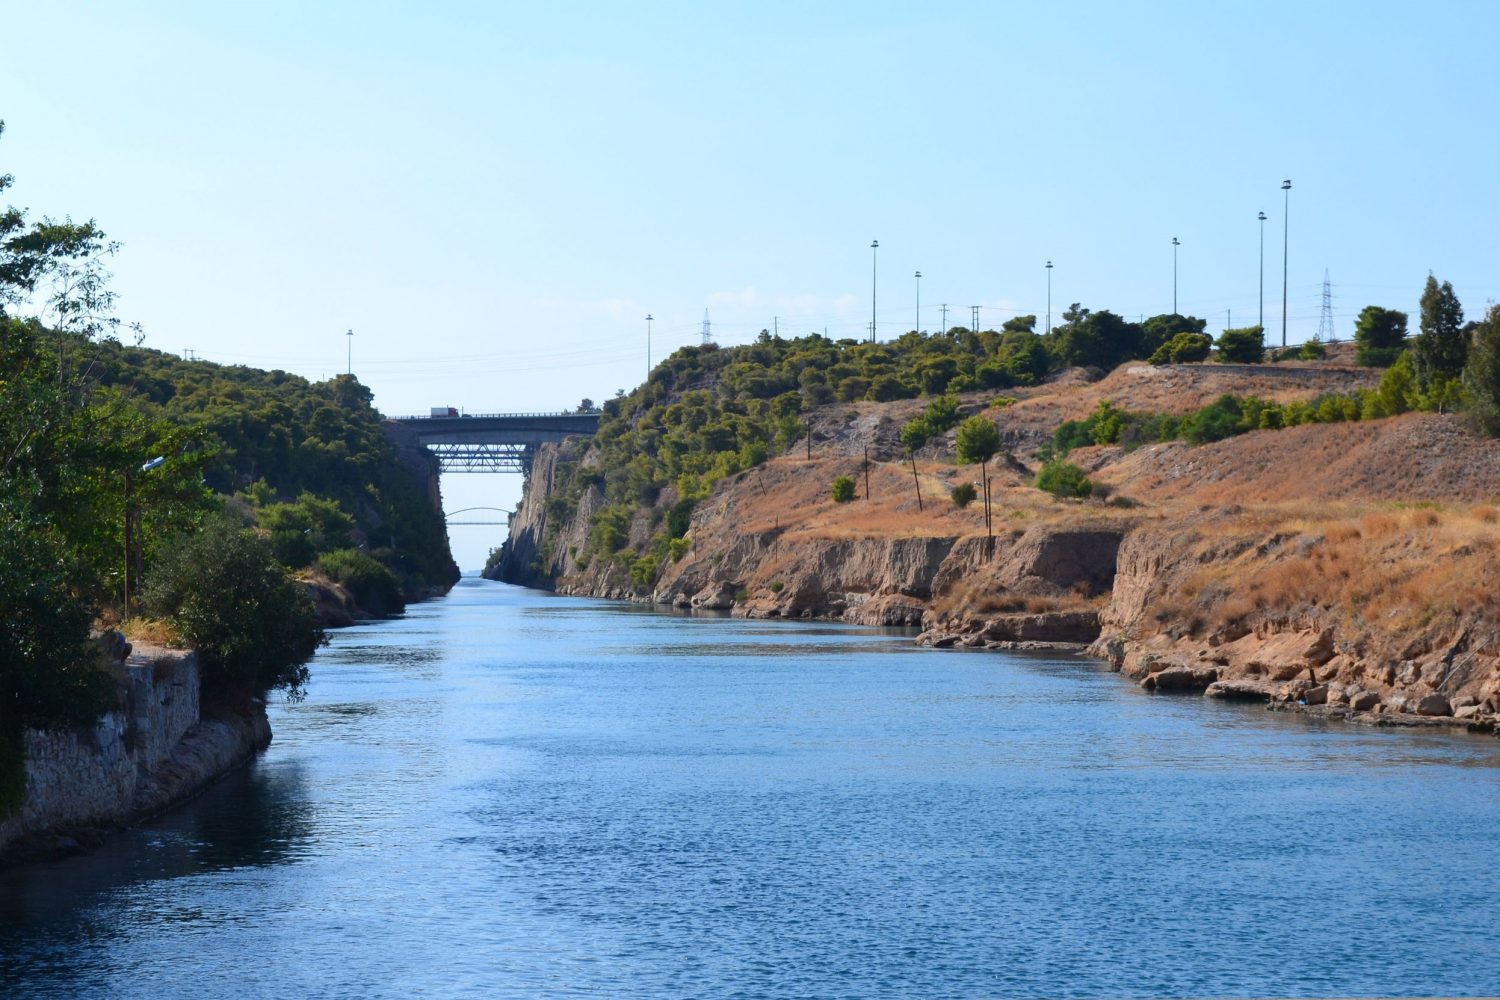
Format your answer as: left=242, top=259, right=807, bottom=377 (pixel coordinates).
left=1416, top=693, right=1453, bottom=717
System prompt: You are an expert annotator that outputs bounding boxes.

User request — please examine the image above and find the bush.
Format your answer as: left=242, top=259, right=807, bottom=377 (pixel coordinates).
left=629, top=554, right=659, bottom=588
left=831, top=475, right=857, bottom=503
left=1035, top=460, right=1094, bottom=499
left=1149, top=331, right=1212, bottom=365
left=1354, top=305, right=1408, bottom=367
left=899, top=395, right=960, bottom=452
left=315, top=548, right=405, bottom=617
left=1216, top=326, right=1265, bottom=363
left=144, top=515, right=326, bottom=701
left=951, top=482, right=977, bottom=508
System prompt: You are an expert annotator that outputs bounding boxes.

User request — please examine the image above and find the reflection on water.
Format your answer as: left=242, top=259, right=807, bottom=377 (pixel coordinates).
left=1, top=578, right=1498, bottom=999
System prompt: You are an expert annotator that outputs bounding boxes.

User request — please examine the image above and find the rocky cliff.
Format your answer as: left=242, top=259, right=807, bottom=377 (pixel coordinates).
left=494, top=363, right=1500, bottom=737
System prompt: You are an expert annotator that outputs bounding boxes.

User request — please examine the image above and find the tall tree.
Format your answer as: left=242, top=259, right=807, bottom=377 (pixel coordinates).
left=1463, top=304, right=1500, bottom=437
left=1353, top=306, right=1408, bottom=367
left=955, top=415, right=1001, bottom=547
left=1411, top=274, right=1466, bottom=391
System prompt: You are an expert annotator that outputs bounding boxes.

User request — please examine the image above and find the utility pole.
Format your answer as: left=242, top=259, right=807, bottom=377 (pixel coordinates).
left=870, top=240, right=879, bottom=343
left=645, top=314, right=653, bottom=379
left=346, top=328, right=353, bottom=375
left=1045, top=261, right=1053, bottom=335
left=1257, top=210, right=1267, bottom=330
left=940, top=304, right=949, bottom=336
left=971, top=305, right=980, bottom=335
left=1171, top=237, right=1180, bottom=315
left=1281, top=179, right=1292, bottom=348
left=914, top=270, right=921, bottom=335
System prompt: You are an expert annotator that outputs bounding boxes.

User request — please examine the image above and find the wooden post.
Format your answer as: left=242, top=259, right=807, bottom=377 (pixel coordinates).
left=863, top=445, right=871, bottom=501
left=910, top=454, right=923, bottom=512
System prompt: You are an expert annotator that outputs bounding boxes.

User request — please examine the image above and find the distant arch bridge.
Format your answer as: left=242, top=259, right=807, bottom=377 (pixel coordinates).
left=389, top=410, right=599, bottom=473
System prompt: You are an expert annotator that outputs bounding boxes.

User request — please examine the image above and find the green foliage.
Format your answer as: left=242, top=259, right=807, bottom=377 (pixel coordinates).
left=1139, top=314, right=1208, bottom=358
left=1298, top=339, right=1328, bottom=360
left=1354, top=305, right=1409, bottom=367
left=315, top=548, right=405, bottom=617
left=629, top=554, right=659, bottom=589
left=144, top=515, right=326, bottom=700
left=258, top=492, right=356, bottom=568
left=950, top=482, right=977, bottom=508
left=831, top=475, right=857, bottom=503
left=1035, top=460, right=1094, bottom=499
left=954, top=415, right=1000, bottom=466
left=899, top=395, right=961, bottom=452
left=1464, top=304, right=1500, bottom=437
left=769, top=580, right=785, bottom=593
left=1412, top=274, right=1466, bottom=390
left=1149, top=331, right=1213, bottom=365
left=1215, top=326, right=1265, bottom=363
left=1180, top=394, right=1248, bottom=443
left=668, top=537, right=691, bottom=562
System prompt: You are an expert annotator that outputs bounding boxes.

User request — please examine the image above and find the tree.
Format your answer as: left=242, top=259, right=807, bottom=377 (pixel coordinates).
left=1216, top=326, right=1265, bottom=363
left=1049, top=308, right=1142, bottom=370
left=1463, top=304, right=1500, bottom=437
left=830, top=475, right=856, bottom=503
left=1353, top=306, right=1408, bottom=367
left=144, top=514, right=326, bottom=702
left=1411, top=274, right=1466, bottom=391
left=955, top=415, right=1001, bottom=544
left=1140, top=313, right=1207, bottom=358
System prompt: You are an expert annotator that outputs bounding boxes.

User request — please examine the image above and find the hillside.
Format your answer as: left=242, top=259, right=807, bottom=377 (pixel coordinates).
left=496, top=347, right=1500, bottom=735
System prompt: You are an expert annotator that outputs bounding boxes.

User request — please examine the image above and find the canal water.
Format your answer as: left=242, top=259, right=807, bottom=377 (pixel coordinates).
left=2, top=578, right=1498, bottom=998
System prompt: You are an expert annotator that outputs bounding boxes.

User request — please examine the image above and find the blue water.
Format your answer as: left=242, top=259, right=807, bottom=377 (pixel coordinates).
left=2, top=579, right=1498, bottom=998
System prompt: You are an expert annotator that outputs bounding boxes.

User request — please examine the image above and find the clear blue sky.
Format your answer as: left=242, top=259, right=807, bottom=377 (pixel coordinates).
left=6, top=1, right=1498, bottom=568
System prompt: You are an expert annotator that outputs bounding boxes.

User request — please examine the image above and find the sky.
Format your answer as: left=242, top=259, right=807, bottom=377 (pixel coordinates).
left=5, top=1, right=1499, bottom=569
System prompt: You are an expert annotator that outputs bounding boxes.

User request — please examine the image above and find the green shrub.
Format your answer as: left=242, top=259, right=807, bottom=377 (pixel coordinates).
left=899, top=395, right=961, bottom=452
left=668, top=537, right=690, bottom=562
left=145, top=515, right=326, bottom=701
left=1035, top=460, right=1094, bottom=499
left=630, top=554, right=659, bottom=588
left=315, top=548, right=405, bottom=617
left=831, top=475, right=857, bottom=503
left=1216, top=326, right=1265, bottom=363
left=1149, top=331, right=1213, bottom=365
left=770, top=580, right=785, bottom=593
left=950, top=482, right=977, bottom=508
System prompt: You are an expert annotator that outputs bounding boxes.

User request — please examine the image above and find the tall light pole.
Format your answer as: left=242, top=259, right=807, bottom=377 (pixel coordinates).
left=1281, top=179, right=1292, bottom=348
left=346, top=328, right=353, bottom=375
left=1171, top=237, right=1181, bottom=315
left=1257, top=211, right=1267, bottom=330
left=870, top=240, right=879, bottom=343
left=645, top=314, right=653, bottom=379
left=1045, top=261, right=1053, bottom=335
left=914, top=270, right=921, bottom=335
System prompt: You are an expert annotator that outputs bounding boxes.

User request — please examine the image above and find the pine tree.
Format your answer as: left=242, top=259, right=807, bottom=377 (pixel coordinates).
left=1463, top=304, right=1500, bottom=437
left=1411, top=274, right=1466, bottom=391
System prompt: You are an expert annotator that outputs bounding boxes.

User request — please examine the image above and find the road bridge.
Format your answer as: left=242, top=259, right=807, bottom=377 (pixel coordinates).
left=388, top=411, right=599, bottom=472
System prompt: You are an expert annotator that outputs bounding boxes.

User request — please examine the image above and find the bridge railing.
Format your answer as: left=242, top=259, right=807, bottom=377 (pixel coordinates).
left=387, top=410, right=599, bottom=421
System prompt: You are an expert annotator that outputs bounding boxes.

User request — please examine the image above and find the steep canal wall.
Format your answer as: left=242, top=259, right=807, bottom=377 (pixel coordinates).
left=0, top=647, right=269, bottom=864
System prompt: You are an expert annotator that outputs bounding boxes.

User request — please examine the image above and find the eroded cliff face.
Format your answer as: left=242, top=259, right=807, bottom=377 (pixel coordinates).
left=495, top=387, right=1500, bottom=737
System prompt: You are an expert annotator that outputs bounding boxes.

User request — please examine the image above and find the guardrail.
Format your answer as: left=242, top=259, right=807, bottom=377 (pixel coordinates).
left=388, top=411, right=600, bottom=421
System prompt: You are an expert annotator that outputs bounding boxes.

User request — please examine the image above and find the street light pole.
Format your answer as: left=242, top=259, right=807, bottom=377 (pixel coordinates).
left=1172, top=237, right=1181, bottom=315
left=346, top=328, right=353, bottom=376
left=1045, top=261, right=1053, bottom=335
left=1281, top=179, right=1292, bottom=348
left=1257, top=211, right=1267, bottom=330
left=870, top=240, right=879, bottom=343
left=645, top=314, right=653, bottom=380
left=914, top=271, right=921, bottom=335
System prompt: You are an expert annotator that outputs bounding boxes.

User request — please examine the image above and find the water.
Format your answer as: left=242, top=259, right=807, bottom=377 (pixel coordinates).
left=3, top=579, right=1498, bottom=998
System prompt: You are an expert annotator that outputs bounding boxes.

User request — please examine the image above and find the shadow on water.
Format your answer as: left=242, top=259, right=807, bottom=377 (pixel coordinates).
left=0, top=757, right=316, bottom=964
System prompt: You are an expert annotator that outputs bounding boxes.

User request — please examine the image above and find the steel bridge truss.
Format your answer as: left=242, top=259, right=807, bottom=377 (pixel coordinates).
left=427, top=443, right=532, bottom=473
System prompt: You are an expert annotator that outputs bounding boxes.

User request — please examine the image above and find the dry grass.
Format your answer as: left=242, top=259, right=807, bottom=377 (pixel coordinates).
left=1154, top=505, right=1500, bottom=641
left=122, top=616, right=183, bottom=647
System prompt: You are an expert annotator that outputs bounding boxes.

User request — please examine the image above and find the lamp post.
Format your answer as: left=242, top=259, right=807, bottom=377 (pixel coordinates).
left=914, top=270, right=921, bottom=335
left=346, top=328, right=353, bottom=375
left=123, top=456, right=165, bottom=619
left=1281, top=179, right=1292, bottom=348
left=870, top=240, right=879, bottom=342
left=1045, top=260, right=1053, bottom=335
left=1257, top=211, right=1267, bottom=330
left=1172, top=237, right=1181, bottom=315
left=645, top=314, right=653, bottom=379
